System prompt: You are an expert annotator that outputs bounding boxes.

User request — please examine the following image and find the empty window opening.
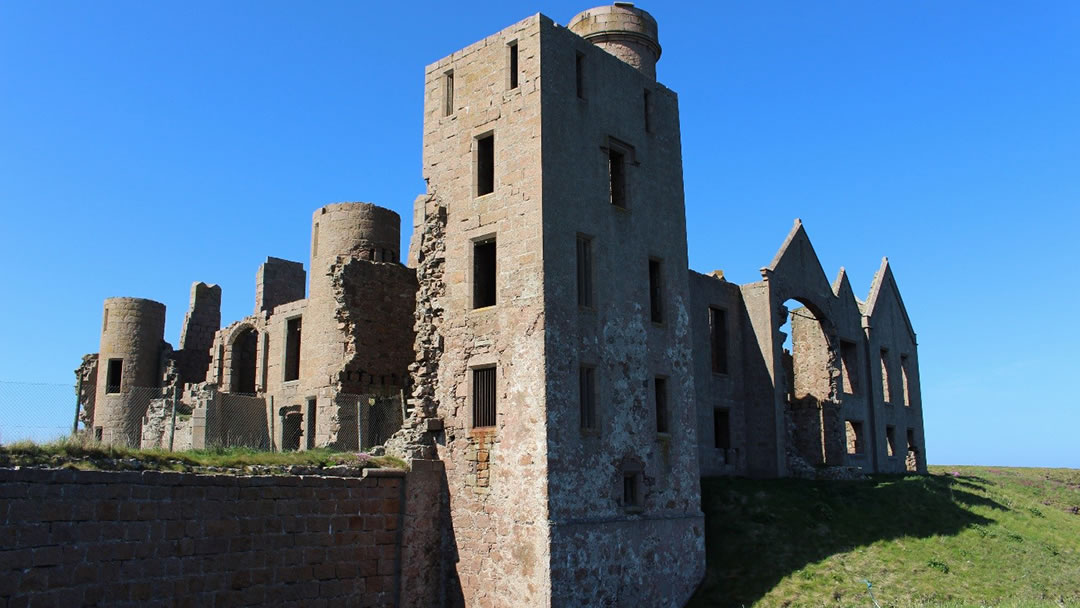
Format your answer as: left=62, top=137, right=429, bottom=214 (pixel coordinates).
left=284, top=317, right=302, bottom=382
left=94, top=427, right=103, bottom=441
left=579, top=366, right=596, bottom=431
left=649, top=258, right=663, bottom=323
left=477, top=133, right=495, bottom=196
left=886, top=426, right=896, bottom=457
left=472, top=367, right=497, bottom=428
left=901, top=354, right=911, bottom=406
left=880, top=348, right=891, bottom=403
left=845, top=420, right=864, bottom=455
left=840, top=340, right=859, bottom=395
left=575, top=52, right=585, bottom=98
left=312, top=222, right=319, bottom=257
left=443, top=70, right=454, bottom=116
left=106, top=359, right=123, bottom=394
left=713, top=408, right=731, bottom=450
left=473, top=238, right=497, bottom=308
left=305, top=398, right=316, bottom=450
left=643, top=89, right=652, bottom=132
left=906, top=428, right=918, bottom=472
left=622, top=472, right=641, bottom=509
left=102, top=309, right=109, bottom=333
left=576, top=235, right=593, bottom=308
left=654, top=376, right=668, bottom=434
left=508, top=41, right=519, bottom=89
left=609, top=148, right=627, bottom=208
left=229, top=327, right=258, bottom=394
left=710, top=307, right=728, bottom=374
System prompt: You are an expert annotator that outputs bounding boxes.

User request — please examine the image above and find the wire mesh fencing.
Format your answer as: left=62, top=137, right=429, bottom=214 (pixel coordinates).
left=0, top=381, right=79, bottom=445
left=0, top=380, right=406, bottom=454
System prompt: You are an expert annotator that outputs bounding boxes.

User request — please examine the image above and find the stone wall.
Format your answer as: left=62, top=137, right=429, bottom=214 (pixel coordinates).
left=255, top=257, right=305, bottom=316
left=176, top=282, right=221, bottom=385
left=0, top=466, right=442, bottom=607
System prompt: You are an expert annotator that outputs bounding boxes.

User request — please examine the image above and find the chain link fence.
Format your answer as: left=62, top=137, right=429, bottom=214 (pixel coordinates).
left=0, top=380, right=406, bottom=453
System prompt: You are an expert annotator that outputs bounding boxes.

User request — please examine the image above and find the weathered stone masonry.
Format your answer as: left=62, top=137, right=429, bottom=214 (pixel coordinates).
left=69, top=4, right=928, bottom=607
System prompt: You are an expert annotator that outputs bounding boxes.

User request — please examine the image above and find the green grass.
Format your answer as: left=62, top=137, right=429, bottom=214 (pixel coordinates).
left=0, top=435, right=405, bottom=471
left=687, top=466, right=1080, bottom=608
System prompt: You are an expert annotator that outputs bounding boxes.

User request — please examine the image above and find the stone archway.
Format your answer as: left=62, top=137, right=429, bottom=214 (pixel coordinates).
left=779, top=298, right=844, bottom=467
left=228, top=326, right=258, bottom=394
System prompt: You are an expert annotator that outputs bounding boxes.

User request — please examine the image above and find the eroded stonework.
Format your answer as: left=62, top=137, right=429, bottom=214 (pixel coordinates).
left=75, top=4, right=927, bottom=607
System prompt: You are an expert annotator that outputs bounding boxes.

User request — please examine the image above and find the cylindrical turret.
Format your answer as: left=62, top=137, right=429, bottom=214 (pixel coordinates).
left=93, top=297, right=166, bottom=445
left=303, top=203, right=401, bottom=388
left=568, top=3, right=662, bottom=80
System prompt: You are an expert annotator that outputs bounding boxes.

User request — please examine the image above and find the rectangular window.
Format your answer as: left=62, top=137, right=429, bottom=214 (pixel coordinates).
left=840, top=340, right=859, bottom=395
left=443, top=70, right=454, bottom=116
left=472, top=367, right=496, bottom=428
left=713, top=408, right=730, bottom=450
left=643, top=89, right=652, bottom=133
left=880, top=348, right=891, bottom=403
left=649, top=258, right=663, bottom=323
left=609, top=148, right=626, bottom=208
left=473, top=237, right=497, bottom=308
left=576, top=235, right=593, bottom=308
left=508, top=41, right=519, bottom=89
left=579, top=366, right=596, bottom=431
left=622, top=472, right=640, bottom=509
left=654, top=376, right=668, bottom=434
left=901, top=354, right=911, bottom=406
left=886, top=425, right=896, bottom=457
left=709, top=307, right=728, bottom=374
left=575, top=52, right=585, bottom=98
left=477, top=133, right=494, bottom=196
left=284, top=317, right=302, bottom=382
left=105, top=359, right=123, bottom=394
left=846, top=420, right=864, bottom=455
left=305, top=398, right=316, bottom=450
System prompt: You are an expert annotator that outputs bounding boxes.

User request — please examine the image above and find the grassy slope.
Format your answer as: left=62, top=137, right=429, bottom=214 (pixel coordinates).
left=0, top=436, right=405, bottom=471
left=687, top=466, right=1080, bottom=608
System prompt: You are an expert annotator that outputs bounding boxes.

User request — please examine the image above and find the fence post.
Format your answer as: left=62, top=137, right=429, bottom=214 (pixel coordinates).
left=356, top=397, right=363, bottom=451
left=399, top=388, right=406, bottom=422
left=269, top=396, right=276, bottom=452
left=168, top=392, right=179, bottom=452
left=71, top=376, right=83, bottom=436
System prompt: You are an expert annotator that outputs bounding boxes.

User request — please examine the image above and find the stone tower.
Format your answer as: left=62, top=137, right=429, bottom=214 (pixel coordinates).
left=92, top=297, right=166, bottom=445
left=415, top=4, right=704, bottom=605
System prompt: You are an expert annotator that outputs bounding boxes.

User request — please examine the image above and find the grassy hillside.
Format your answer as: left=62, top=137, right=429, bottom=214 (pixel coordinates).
left=687, top=466, right=1080, bottom=607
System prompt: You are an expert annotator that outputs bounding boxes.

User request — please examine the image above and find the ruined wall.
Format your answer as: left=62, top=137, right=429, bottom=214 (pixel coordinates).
left=0, top=467, right=425, bottom=607
left=93, top=298, right=166, bottom=445
left=332, top=258, right=417, bottom=394
left=865, top=259, right=926, bottom=473
left=255, top=257, right=305, bottom=315
left=75, top=354, right=98, bottom=428
left=420, top=14, right=552, bottom=606
left=176, top=282, right=221, bottom=385
left=539, top=17, right=704, bottom=606
left=689, top=271, right=748, bottom=477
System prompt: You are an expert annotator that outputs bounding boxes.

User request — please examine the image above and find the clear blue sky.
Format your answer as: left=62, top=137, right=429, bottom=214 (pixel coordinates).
left=1, top=2, right=1077, bottom=467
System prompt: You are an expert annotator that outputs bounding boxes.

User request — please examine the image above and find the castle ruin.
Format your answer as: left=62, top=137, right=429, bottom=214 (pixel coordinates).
left=75, top=5, right=927, bottom=606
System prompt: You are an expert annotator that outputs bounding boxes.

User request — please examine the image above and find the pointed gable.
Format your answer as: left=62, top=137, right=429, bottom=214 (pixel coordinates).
left=763, top=219, right=834, bottom=305
left=866, top=257, right=917, bottom=342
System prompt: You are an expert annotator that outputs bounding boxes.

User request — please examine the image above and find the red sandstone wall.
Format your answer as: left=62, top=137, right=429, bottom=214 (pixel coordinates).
left=0, top=467, right=408, bottom=607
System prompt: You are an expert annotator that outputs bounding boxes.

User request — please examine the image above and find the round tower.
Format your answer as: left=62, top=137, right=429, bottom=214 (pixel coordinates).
left=568, top=3, right=662, bottom=79
left=93, top=297, right=166, bottom=445
left=302, top=202, right=401, bottom=388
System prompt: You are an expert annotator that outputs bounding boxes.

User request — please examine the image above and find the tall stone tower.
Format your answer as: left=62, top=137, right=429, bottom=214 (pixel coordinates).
left=415, top=4, right=704, bottom=605
left=92, top=297, right=166, bottom=445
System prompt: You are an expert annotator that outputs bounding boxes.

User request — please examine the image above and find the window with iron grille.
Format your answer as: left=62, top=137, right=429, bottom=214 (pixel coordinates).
left=472, top=367, right=496, bottom=428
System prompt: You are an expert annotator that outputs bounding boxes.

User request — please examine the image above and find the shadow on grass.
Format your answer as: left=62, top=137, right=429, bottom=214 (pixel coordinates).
left=686, top=473, right=1004, bottom=608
